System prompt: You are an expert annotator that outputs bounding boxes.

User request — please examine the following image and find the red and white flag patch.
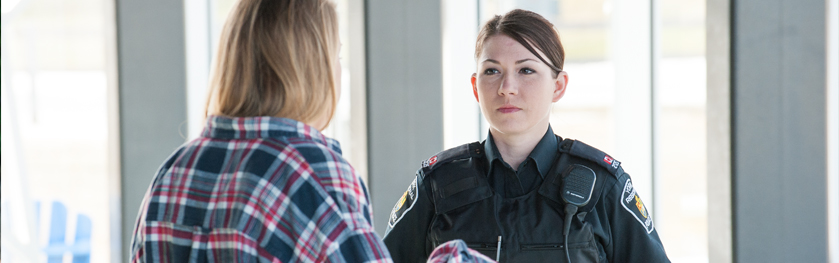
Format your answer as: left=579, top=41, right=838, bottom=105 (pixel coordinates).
left=422, top=155, right=438, bottom=168
left=603, top=155, right=620, bottom=169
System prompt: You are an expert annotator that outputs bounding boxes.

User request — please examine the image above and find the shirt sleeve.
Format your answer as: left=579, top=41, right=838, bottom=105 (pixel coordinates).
left=293, top=143, right=393, bottom=263
left=383, top=171, right=436, bottom=263
left=322, top=163, right=394, bottom=263
left=604, top=172, right=671, bottom=263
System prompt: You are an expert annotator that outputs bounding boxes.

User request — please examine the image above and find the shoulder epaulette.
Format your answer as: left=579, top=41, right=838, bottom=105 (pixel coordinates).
left=420, top=141, right=483, bottom=173
left=558, top=139, right=623, bottom=177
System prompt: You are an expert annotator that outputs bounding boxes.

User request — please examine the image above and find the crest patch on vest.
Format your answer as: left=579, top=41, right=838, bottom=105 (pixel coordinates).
left=621, top=179, right=654, bottom=234
left=388, top=177, right=418, bottom=228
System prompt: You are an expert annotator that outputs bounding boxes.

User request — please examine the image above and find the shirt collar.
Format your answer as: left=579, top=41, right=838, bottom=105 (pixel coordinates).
left=484, top=125, right=558, bottom=178
left=202, top=115, right=342, bottom=154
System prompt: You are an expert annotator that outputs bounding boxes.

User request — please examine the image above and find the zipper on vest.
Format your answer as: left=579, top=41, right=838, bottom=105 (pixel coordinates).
left=466, top=242, right=501, bottom=250
left=520, top=243, right=565, bottom=250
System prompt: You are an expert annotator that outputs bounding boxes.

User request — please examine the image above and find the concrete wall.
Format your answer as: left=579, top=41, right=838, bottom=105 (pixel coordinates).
left=365, top=0, right=444, bottom=233
left=708, top=0, right=830, bottom=262
left=115, top=0, right=188, bottom=259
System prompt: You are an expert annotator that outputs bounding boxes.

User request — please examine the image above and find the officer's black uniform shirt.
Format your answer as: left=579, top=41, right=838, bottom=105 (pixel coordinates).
left=485, top=127, right=556, bottom=198
left=383, top=126, right=670, bottom=263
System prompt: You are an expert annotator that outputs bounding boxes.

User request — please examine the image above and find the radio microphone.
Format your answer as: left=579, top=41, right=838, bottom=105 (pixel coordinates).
left=560, top=164, right=596, bottom=263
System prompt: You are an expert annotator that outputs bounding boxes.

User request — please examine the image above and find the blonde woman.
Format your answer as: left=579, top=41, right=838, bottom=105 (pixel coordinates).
left=129, top=0, right=390, bottom=261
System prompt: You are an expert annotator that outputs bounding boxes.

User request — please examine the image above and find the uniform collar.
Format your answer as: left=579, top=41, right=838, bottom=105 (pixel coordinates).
left=483, top=126, right=558, bottom=178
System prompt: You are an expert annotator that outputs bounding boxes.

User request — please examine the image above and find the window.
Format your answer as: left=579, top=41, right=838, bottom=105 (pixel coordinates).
left=656, top=0, right=708, bottom=261
left=827, top=0, right=838, bottom=259
left=1, top=0, right=118, bottom=262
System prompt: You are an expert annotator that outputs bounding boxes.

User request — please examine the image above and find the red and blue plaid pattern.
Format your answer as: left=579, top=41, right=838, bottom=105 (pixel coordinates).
left=427, top=240, right=497, bottom=263
left=131, top=115, right=391, bottom=263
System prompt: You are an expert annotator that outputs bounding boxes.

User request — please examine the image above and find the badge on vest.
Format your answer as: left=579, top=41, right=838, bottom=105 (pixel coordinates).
left=388, top=177, right=418, bottom=228
left=621, top=179, right=654, bottom=234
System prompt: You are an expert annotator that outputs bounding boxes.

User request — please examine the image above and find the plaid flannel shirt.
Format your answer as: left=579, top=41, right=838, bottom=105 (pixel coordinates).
left=427, top=240, right=496, bottom=263
left=131, top=115, right=392, bottom=263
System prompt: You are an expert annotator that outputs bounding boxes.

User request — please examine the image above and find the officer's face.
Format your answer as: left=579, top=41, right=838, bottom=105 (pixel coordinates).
left=472, top=34, right=568, bottom=138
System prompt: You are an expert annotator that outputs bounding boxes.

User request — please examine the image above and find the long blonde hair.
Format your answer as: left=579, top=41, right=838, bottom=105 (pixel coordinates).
left=206, top=0, right=339, bottom=130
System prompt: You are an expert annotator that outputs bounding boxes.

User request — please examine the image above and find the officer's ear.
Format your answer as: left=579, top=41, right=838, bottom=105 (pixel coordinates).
left=552, top=71, right=568, bottom=103
left=471, top=73, right=479, bottom=102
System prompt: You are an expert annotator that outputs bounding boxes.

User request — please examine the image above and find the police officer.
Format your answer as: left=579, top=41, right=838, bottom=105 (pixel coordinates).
left=382, top=9, right=670, bottom=263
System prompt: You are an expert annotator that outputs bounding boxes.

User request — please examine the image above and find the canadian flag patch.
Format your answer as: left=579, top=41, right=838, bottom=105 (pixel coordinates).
left=422, top=155, right=438, bottom=168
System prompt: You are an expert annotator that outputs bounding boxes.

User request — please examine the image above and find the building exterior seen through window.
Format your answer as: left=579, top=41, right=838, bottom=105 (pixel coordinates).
left=1, top=0, right=115, bottom=262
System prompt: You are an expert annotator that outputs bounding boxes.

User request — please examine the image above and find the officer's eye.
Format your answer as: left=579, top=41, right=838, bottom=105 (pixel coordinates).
left=520, top=68, right=535, bottom=74
left=483, top=68, right=500, bottom=75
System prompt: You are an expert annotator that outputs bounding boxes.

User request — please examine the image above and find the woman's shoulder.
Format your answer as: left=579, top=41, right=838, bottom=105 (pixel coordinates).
left=168, top=135, right=344, bottom=182
left=281, top=136, right=350, bottom=170
left=558, top=138, right=625, bottom=179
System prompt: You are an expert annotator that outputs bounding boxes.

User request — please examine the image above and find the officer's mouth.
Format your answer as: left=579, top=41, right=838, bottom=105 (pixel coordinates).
left=497, top=104, right=522, bottom=113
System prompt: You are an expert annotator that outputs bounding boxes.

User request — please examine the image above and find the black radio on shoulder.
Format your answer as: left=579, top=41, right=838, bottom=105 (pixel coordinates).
left=561, top=164, right=597, bottom=263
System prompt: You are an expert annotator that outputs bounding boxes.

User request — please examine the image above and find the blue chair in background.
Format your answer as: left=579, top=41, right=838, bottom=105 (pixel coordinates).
left=36, top=201, right=92, bottom=263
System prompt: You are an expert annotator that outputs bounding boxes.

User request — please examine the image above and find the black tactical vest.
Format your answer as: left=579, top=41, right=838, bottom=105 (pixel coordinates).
left=422, top=136, right=620, bottom=262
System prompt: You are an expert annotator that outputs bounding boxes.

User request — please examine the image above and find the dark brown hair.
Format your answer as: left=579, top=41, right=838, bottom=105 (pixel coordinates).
left=475, top=9, right=564, bottom=76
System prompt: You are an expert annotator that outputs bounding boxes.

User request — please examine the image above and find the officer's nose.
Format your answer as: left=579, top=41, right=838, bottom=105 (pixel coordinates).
left=498, top=74, right=519, bottom=96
